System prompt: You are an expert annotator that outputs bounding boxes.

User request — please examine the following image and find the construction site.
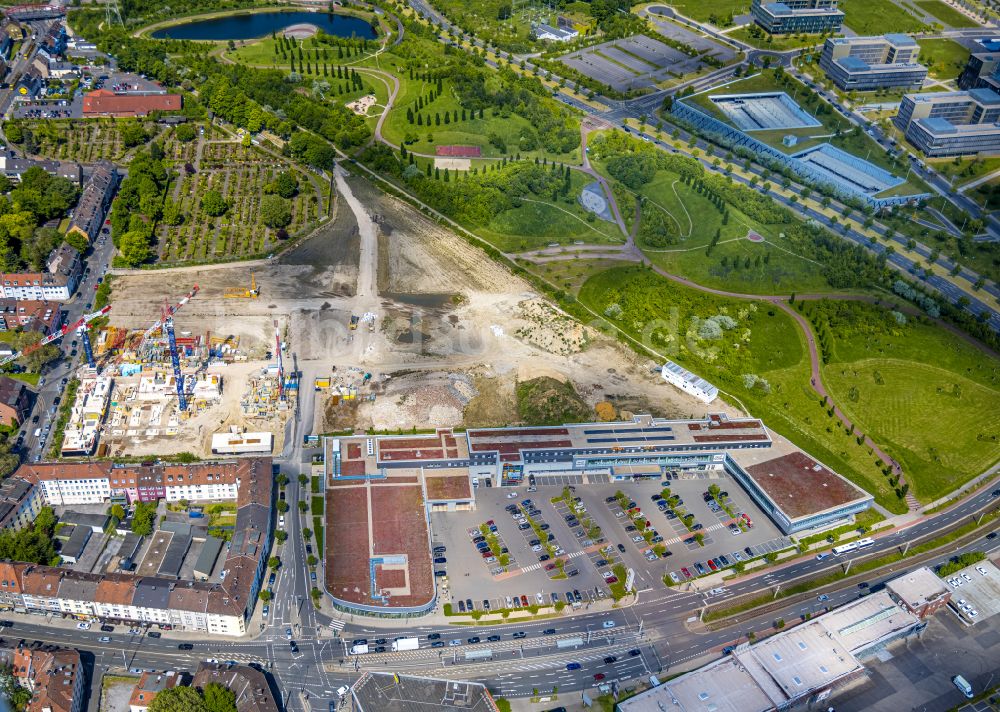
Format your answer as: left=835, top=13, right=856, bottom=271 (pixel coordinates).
left=98, top=172, right=734, bottom=460
left=60, top=275, right=299, bottom=459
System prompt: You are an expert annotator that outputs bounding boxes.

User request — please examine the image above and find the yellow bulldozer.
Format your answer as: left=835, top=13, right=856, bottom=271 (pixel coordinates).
left=225, top=273, right=259, bottom=299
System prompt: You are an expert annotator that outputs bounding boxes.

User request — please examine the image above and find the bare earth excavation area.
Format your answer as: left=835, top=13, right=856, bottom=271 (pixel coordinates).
left=108, top=171, right=733, bottom=456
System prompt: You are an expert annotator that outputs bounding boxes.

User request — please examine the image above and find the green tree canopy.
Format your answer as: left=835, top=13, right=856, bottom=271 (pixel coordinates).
left=200, top=190, right=229, bottom=217
left=260, top=195, right=292, bottom=229
left=149, top=686, right=208, bottom=712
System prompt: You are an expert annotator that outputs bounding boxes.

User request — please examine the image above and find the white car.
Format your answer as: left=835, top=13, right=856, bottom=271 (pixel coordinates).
left=962, top=573, right=973, bottom=582
left=976, top=566, right=988, bottom=576
left=536, top=593, right=544, bottom=604
left=632, top=535, right=645, bottom=542
left=278, top=515, right=285, bottom=527
left=958, top=599, right=968, bottom=607
left=99, top=636, right=111, bottom=643
left=968, top=609, right=979, bottom=617
left=506, top=492, right=518, bottom=499
left=602, top=620, right=616, bottom=628
left=76, top=622, right=91, bottom=630
left=531, top=545, right=542, bottom=552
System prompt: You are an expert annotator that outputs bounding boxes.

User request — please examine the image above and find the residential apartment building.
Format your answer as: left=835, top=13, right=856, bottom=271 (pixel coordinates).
left=5, top=644, right=85, bottom=712
left=0, top=152, right=81, bottom=183
left=751, top=0, right=844, bottom=34
left=894, top=88, right=1000, bottom=156
left=67, top=160, right=117, bottom=243
left=4, top=457, right=272, bottom=634
left=0, top=376, right=31, bottom=426
left=0, top=271, right=75, bottom=301
left=0, top=299, right=63, bottom=335
left=820, top=34, right=927, bottom=91
left=20, top=462, right=114, bottom=506
left=0, top=477, right=45, bottom=531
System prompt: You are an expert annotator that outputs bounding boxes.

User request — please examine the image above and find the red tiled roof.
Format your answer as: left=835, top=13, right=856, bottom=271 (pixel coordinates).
left=82, top=89, right=181, bottom=117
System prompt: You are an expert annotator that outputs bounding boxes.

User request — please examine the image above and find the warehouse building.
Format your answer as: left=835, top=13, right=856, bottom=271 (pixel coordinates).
left=619, top=589, right=923, bottom=712
left=894, top=88, right=1000, bottom=156
left=820, top=35, right=927, bottom=91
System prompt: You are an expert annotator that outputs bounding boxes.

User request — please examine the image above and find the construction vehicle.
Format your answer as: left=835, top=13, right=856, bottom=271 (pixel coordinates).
left=0, top=305, right=111, bottom=368
left=225, top=272, right=259, bottom=299
left=349, top=315, right=359, bottom=330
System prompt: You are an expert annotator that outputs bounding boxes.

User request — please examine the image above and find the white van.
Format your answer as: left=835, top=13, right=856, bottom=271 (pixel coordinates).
left=953, top=674, right=973, bottom=699
left=33, top=428, right=41, bottom=438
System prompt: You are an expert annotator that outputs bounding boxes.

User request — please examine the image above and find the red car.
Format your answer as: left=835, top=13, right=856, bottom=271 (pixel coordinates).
left=605, top=576, right=618, bottom=584
left=545, top=563, right=556, bottom=571
left=681, top=567, right=692, bottom=578
left=594, top=673, right=606, bottom=681
left=707, top=560, right=718, bottom=571
left=520, top=595, right=529, bottom=606
left=481, top=551, right=493, bottom=558
left=486, top=520, right=495, bottom=526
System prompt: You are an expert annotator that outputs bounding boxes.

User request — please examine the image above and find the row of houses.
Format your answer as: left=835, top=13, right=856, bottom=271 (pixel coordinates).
left=0, top=457, right=274, bottom=635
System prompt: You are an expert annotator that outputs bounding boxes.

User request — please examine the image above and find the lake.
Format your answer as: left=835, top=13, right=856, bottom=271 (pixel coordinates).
left=151, top=11, right=376, bottom=41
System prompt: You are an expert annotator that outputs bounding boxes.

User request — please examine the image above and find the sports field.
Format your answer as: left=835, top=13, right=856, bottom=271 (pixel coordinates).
left=808, top=300, right=1000, bottom=502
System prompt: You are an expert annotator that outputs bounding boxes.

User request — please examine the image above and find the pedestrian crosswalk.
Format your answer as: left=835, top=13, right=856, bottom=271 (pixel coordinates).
left=328, top=619, right=346, bottom=632
left=518, top=550, right=586, bottom=574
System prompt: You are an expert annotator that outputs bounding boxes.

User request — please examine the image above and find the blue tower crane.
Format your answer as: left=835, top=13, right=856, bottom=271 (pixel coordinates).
left=78, top=326, right=95, bottom=369
left=165, top=316, right=187, bottom=412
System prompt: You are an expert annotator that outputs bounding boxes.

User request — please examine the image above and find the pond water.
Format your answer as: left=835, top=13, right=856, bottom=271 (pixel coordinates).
left=151, top=11, right=376, bottom=41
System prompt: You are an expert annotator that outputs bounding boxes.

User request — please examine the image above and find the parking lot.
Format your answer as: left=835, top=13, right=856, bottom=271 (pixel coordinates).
left=430, top=471, right=788, bottom=612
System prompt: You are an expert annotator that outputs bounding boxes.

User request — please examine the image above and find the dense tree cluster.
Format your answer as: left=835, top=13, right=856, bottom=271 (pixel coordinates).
left=0, top=506, right=58, bottom=565
left=148, top=682, right=237, bottom=712
left=0, top=167, right=79, bottom=272
left=111, top=148, right=170, bottom=267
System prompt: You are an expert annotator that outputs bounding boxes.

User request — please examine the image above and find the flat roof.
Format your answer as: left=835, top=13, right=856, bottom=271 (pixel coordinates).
left=944, top=559, right=1000, bottom=623
left=351, top=673, right=496, bottom=712
left=885, top=566, right=950, bottom=609
left=620, top=656, right=775, bottom=712
left=819, top=591, right=921, bottom=655
left=739, top=450, right=870, bottom=519
left=886, top=32, right=918, bottom=46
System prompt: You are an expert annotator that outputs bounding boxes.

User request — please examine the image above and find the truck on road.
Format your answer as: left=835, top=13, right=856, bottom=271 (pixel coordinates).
left=391, top=637, right=419, bottom=652
left=349, top=643, right=369, bottom=655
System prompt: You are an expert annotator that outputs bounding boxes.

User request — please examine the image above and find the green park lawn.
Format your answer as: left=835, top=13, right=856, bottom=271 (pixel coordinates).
left=805, top=300, right=1000, bottom=502
left=914, top=0, right=979, bottom=27
left=475, top=171, right=624, bottom=251
left=648, top=0, right=749, bottom=24
left=606, top=168, right=836, bottom=293
left=840, top=0, right=930, bottom=34
left=726, top=27, right=824, bottom=52
left=577, top=265, right=903, bottom=511
left=917, top=38, right=970, bottom=81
